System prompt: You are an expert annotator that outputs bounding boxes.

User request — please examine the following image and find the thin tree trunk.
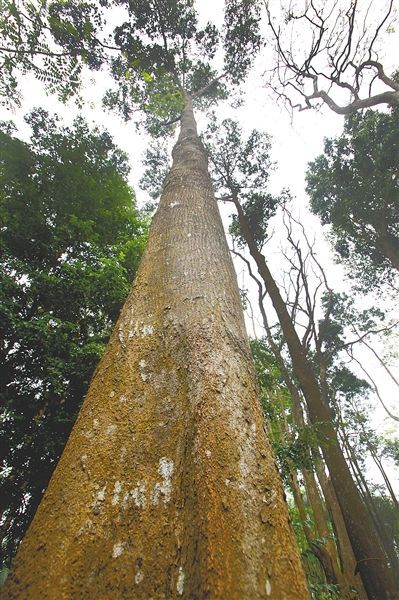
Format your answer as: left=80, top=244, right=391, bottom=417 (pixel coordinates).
left=276, top=382, right=342, bottom=588
left=248, top=268, right=367, bottom=599
left=315, top=464, right=367, bottom=600
left=341, top=431, right=399, bottom=580
left=291, top=471, right=339, bottom=588
left=293, top=396, right=365, bottom=598
left=3, top=99, right=309, bottom=599
left=231, top=198, right=398, bottom=600
left=369, top=450, right=399, bottom=510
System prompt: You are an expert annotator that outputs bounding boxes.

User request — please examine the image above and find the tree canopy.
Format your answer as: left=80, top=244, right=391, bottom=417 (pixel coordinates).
left=202, top=117, right=286, bottom=249
left=0, top=0, right=243, bottom=133
left=306, top=107, right=399, bottom=289
left=0, top=109, right=147, bottom=566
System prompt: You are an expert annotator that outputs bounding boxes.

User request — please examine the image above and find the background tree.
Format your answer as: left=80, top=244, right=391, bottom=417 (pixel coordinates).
left=0, top=109, right=147, bottom=568
left=306, top=107, right=399, bottom=290
left=252, top=337, right=365, bottom=600
left=204, top=118, right=399, bottom=599
left=246, top=227, right=399, bottom=597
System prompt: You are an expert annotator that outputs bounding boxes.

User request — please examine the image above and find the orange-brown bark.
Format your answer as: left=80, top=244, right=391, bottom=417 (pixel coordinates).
left=3, top=99, right=309, bottom=599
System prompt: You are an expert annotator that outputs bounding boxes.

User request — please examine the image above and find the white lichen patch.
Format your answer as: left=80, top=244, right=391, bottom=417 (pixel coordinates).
left=205, top=449, right=212, bottom=458
left=139, top=359, right=149, bottom=382
left=176, top=567, right=185, bottom=596
left=127, top=321, right=155, bottom=340
left=131, top=480, right=147, bottom=508
left=112, top=542, right=125, bottom=558
left=135, top=568, right=144, bottom=584
left=106, top=424, right=117, bottom=435
left=239, top=459, right=250, bottom=478
left=112, top=481, right=122, bottom=506
left=141, top=324, right=154, bottom=336
left=96, top=485, right=107, bottom=502
left=122, top=481, right=147, bottom=509
left=91, top=484, right=107, bottom=515
left=152, top=458, right=174, bottom=505
left=265, top=578, right=272, bottom=596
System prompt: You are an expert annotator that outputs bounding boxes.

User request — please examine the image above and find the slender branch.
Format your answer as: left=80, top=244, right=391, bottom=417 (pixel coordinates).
left=191, top=72, right=226, bottom=99
left=345, top=348, right=399, bottom=422
left=0, top=45, right=75, bottom=57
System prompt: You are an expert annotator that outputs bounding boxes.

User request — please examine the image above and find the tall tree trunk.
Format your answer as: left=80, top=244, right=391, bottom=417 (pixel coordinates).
left=3, top=99, right=309, bottom=599
left=341, top=430, right=399, bottom=581
left=315, top=464, right=367, bottom=600
left=231, top=198, right=399, bottom=600
left=292, top=394, right=365, bottom=598
left=291, top=471, right=338, bottom=587
left=250, top=275, right=367, bottom=599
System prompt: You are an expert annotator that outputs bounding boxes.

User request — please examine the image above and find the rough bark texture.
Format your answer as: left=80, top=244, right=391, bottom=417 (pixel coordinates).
left=231, top=199, right=399, bottom=600
left=3, top=100, right=309, bottom=599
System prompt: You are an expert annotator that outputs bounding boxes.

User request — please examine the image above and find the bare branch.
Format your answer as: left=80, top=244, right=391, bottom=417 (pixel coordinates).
left=264, top=0, right=399, bottom=114
left=345, top=347, right=399, bottom=422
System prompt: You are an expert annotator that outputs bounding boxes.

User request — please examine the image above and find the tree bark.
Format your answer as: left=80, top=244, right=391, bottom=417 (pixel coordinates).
left=231, top=198, right=399, bottom=600
left=3, top=98, right=309, bottom=599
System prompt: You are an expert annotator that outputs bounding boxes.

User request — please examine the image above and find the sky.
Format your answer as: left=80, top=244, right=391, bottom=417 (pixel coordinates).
left=1, top=0, right=398, bottom=491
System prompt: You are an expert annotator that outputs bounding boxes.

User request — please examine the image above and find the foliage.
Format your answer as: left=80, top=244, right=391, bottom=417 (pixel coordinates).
left=202, top=117, right=285, bottom=248
left=139, top=139, right=171, bottom=204
left=0, top=1, right=234, bottom=135
left=223, top=0, right=261, bottom=84
left=251, top=339, right=320, bottom=480
left=307, top=107, right=399, bottom=289
left=0, top=109, right=147, bottom=566
left=0, top=0, right=107, bottom=107
left=102, top=0, right=228, bottom=134
left=372, top=495, right=399, bottom=555
left=383, top=436, right=399, bottom=469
